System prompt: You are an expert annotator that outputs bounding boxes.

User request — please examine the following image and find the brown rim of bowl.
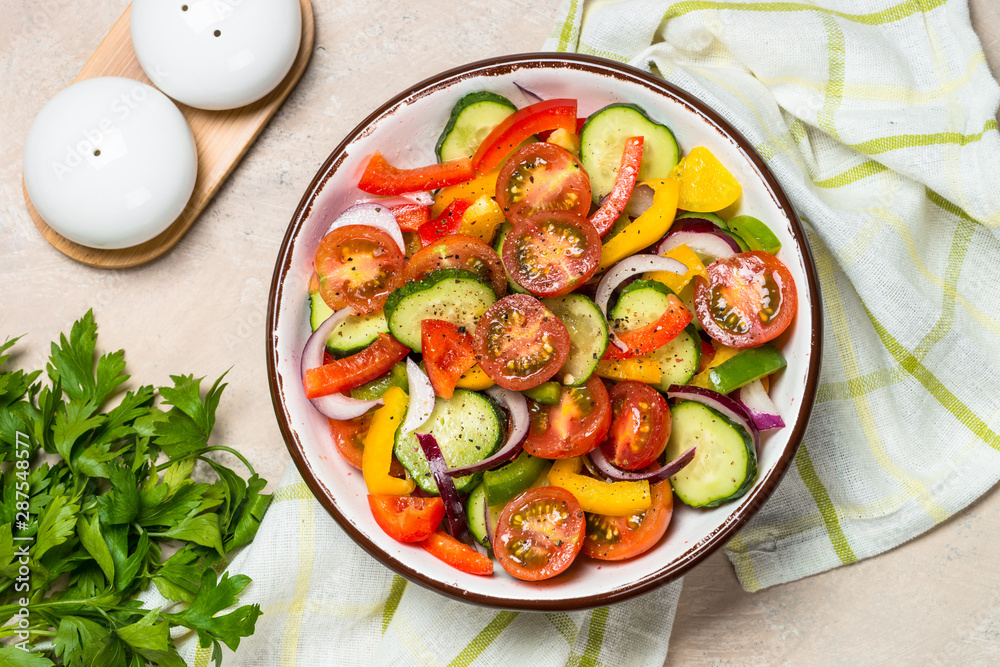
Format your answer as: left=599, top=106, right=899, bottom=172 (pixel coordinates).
left=266, top=52, right=823, bottom=612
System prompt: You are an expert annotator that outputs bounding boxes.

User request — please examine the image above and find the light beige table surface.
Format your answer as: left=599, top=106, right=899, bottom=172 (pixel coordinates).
left=3, top=1, right=999, bottom=664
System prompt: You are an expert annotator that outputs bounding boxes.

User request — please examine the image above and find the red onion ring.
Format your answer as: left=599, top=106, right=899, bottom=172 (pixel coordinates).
left=300, top=309, right=383, bottom=420
left=734, top=380, right=786, bottom=431
left=587, top=445, right=698, bottom=483
left=655, top=220, right=739, bottom=261
left=416, top=433, right=473, bottom=546
left=325, top=201, right=406, bottom=254
left=666, top=384, right=760, bottom=452
left=443, top=385, right=529, bottom=477
left=514, top=82, right=544, bottom=103
left=401, top=358, right=435, bottom=434
left=359, top=192, right=433, bottom=209
left=594, top=255, right=688, bottom=350
left=483, top=501, right=495, bottom=550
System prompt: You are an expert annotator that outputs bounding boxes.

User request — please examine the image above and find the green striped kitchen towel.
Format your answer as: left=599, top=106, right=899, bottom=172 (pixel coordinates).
left=173, top=1, right=1000, bottom=664
left=171, top=466, right=680, bottom=666
left=544, top=0, right=1000, bottom=592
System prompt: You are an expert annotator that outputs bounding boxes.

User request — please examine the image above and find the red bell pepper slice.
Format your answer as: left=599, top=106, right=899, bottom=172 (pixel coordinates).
left=388, top=202, right=431, bottom=232
left=589, top=136, right=644, bottom=237
left=358, top=152, right=475, bottom=196
left=417, top=199, right=470, bottom=246
left=421, top=319, right=477, bottom=399
left=696, top=338, right=716, bottom=374
left=368, top=495, right=446, bottom=543
left=304, top=333, right=410, bottom=398
left=603, top=294, right=693, bottom=360
left=420, top=531, right=493, bottom=575
left=472, top=99, right=578, bottom=173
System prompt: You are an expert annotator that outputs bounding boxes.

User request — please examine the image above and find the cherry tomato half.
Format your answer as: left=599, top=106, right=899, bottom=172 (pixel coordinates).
left=496, top=142, right=591, bottom=226
left=328, top=415, right=407, bottom=476
left=493, top=486, right=586, bottom=581
left=583, top=479, right=673, bottom=561
left=404, top=234, right=507, bottom=298
left=502, top=211, right=602, bottom=298
left=599, top=381, right=671, bottom=471
left=525, top=376, right=611, bottom=459
left=693, top=251, right=798, bottom=348
left=473, top=294, right=570, bottom=391
left=315, top=224, right=406, bottom=315
left=368, top=495, right=446, bottom=543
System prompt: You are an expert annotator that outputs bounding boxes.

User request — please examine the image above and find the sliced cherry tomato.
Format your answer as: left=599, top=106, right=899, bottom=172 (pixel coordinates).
left=473, top=294, right=570, bottom=391
left=693, top=251, right=798, bottom=348
left=404, top=234, right=506, bottom=298
left=589, top=136, right=643, bottom=237
left=583, top=479, right=673, bottom=561
left=495, top=143, right=591, bottom=226
left=603, top=293, right=693, bottom=360
left=525, top=376, right=611, bottom=459
left=421, top=531, right=494, bottom=575
left=493, top=486, right=586, bottom=581
left=502, top=211, right=601, bottom=298
left=472, top=99, right=578, bottom=173
left=418, top=199, right=470, bottom=246
left=599, top=381, right=671, bottom=470
left=421, top=319, right=477, bottom=399
left=387, top=202, right=431, bottom=232
left=329, top=415, right=408, bottom=476
left=315, top=224, right=406, bottom=315
left=358, top=152, right=475, bottom=196
left=368, top=495, right=446, bottom=543
left=304, top=333, right=410, bottom=398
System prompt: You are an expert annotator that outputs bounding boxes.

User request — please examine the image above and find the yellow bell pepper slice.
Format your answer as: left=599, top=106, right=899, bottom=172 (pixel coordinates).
left=454, top=364, right=495, bottom=391
left=431, top=170, right=499, bottom=216
left=645, top=244, right=707, bottom=294
left=668, top=146, right=741, bottom=213
left=595, top=357, right=661, bottom=385
left=689, top=343, right=742, bottom=389
left=545, top=128, right=580, bottom=155
left=459, top=195, right=505, bottom=244
left=362, top=387, right=415, bottom=496
left=548, top=457, right=651, bottom=516
left=598, top=179, right=680, bottom=271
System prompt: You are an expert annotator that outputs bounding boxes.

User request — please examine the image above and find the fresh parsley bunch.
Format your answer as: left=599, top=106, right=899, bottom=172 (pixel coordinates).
left=0, top=312, right=271, bottom=666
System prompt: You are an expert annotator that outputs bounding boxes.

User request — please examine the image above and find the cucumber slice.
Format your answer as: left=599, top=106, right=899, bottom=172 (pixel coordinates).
left=707, top=343, right=786, bottom=395
left=350, top=361, right=408, bottom=401
left=727, top=215, right=782, bottom=254
left=609, top=280, right=675, bottom=331
left=309, top=292, right=390, bottom=356
left=648, top=325, right=702, bottom=391
left=384, top=269, right=497, bottom=352
left=393, top=389, right=504, bottom=495
left=466, top=483, right=503, bottom=548
left=541, top=294, right=609, bottom=386
left=436, top=91, right=517, bottom=162
left=483, top=452, right=552, bottom=506
left=580, top=103, right=680, bottom=203
left=666, top=400, right=757, bottom=508
left=610, top=282, right=701, bottom=389
left=494, top=223, right=528, bottom=295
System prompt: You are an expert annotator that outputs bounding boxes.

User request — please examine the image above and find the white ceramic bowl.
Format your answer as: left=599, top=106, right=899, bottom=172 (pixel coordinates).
left=267, top=53, right=821, bottom=611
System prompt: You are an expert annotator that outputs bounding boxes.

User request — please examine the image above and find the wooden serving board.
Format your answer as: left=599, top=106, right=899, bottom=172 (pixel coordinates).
left=23, top=0, right=315, bottom=269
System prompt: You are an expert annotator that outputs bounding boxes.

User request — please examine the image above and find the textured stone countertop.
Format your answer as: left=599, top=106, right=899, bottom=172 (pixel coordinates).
left=3, top=1, right=999, bottom=664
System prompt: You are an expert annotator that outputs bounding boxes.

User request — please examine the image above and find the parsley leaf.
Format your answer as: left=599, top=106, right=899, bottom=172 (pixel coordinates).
left=0, top=313, right=269, bottom=665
